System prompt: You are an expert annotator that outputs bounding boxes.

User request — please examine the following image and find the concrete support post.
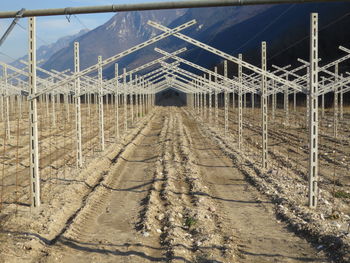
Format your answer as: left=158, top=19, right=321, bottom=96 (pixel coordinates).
left=142, top=88, right=145, bottom=117
left=238, top=54, right=243, bottom=150
left=306, top=68, right=310, bottom=129
left=321, top=78, right=325, bottom=118
left=202, top=90, right=205, bottom=119
left=45, top=93, right=49, bottom=117
left=74, top=42, right=83, bottom=167
left=193, top=92, right=196, bottom=113
left=87, top=93, right=91, bottom=119
left=284, top=77, right=289, bottom=126
left=203, top=79, right=207, bottom=120
left=214, top=67, right=218, bottom=127
left=18, top=94, right=22, bottom=119
left=3, top=66, right=10, bottom=139
left=52, top=93, right=56, bottom=127
left=130, top=73, right=134, bottom=124
left=197, top=91, right=200, bottom=116
left=261, top=42, right=268, bottom=170
left=232, top=91, right=235, bottom=112
left=272, top=82, right=276, bottom=121
left=0, top=95, right=3, bottom=121
left=340, top=76, right=343, bottom=120
left=123, top=68, right=128, bottom=131
left=98, top=56, right=105, bottom=151
left=65, top=93, right=69, bottom=120
left=293, top=91, right=296, bottom=113
left=140, top=78, right=144, bottom=118
left=224, top=60, right=228, bottom=135
left=272, top=85, right=277, bottom=120
left=135, top=76, right=139, bottom=121
left=115, top=64, right=119, bottom=139
left=28, top=17, right=41, bottom=208
left=209, top=74, right=212, bottom=124
left=196, top=82, right=203, bottom=117
left=244, top=93, right=247, bottom=111
left=334, top=63, right=338, bottom=138
left=308, top=13, right=319, bottom=208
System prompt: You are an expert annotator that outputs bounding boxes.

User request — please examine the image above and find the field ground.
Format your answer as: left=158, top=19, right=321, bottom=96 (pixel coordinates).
left=0, top=103, right=349, bottom=262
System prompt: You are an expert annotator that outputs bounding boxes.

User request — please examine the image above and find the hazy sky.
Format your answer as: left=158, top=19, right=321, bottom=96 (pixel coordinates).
left=0, top=0, right=176, bottom=63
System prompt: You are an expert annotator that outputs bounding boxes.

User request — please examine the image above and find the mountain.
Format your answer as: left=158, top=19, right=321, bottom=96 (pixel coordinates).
left=42, top=9, right=186, bottom=73
left=41, top=6, right=271, bottom=76
left=207, top=1, right=350, bottom=76
left=40, top=2, right=350, bottom=81
left=109, top=5, right=273, bottom=77
left=11, top=29, right=89, bottom=69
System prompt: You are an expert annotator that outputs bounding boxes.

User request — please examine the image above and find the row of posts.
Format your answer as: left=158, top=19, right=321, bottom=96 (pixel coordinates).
left=186, top=13, right=321, bottom=208
left=27, top=17, right=155, bottom=208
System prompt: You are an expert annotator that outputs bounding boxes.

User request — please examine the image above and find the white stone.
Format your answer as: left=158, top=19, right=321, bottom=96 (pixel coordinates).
left=156, top=213, right=165, bottom=221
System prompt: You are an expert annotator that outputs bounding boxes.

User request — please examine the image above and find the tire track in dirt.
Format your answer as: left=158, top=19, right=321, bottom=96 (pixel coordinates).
left=35, top=111, right=165, bottom=262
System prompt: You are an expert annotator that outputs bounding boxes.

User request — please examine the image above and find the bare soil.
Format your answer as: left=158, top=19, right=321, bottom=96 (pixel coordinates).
left=1, top=105, right=341, bottom=263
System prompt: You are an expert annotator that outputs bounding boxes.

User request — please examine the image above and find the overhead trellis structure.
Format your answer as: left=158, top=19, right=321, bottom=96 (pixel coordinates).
left=0, top=0, right=349, bottom=212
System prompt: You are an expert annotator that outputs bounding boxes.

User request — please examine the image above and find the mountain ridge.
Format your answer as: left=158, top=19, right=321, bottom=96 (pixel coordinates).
left=36, top=3, right=350, bottom=80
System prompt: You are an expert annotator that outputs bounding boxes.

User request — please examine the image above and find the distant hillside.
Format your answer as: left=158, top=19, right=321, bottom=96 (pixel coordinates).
left=42, top=9, right=186, bottom=73
left=40, top=2, right=350, bottom=82
left=168, top=2, right=350, bottom=78
left=11, top=29, right=89, bottom=69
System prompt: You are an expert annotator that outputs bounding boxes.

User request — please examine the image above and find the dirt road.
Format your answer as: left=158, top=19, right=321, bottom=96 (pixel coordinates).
left=33, top=107, right=329, bottom=263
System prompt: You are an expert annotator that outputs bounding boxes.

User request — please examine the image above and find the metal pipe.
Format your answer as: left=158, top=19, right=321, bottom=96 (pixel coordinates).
left=0, top=0, right=347, bottom=19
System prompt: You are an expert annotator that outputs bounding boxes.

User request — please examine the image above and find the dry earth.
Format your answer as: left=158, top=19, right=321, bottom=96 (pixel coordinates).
left=0, top=105, right=339, bottom=263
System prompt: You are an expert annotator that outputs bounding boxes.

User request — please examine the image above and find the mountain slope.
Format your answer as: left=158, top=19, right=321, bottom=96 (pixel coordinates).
left=41, top=2, right=350, bottom=80
left=42, top=9, right=186, bottom=72
left=163, top=2, right=350, bottom=77
left=11, top=29, right=89, bottom=69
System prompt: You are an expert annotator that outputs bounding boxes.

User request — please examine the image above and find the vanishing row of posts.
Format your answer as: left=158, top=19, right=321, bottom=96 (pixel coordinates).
left=13, top=12, right=332, bottom=210
left=187, top=13, right=320, bottom=208
left=27, top=17, right=155, bottom=208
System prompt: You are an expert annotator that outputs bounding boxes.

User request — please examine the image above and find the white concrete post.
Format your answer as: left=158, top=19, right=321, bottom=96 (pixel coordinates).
left=115, top=64, right=119, bottom=138
left=308, top=13, right=319, bottom=208
left=284, top=75, right=289, bottom=126
left=74, top=42, right=83, bottom=167
left=321, top=77, right=325, bottom=118
left=340, top=74, right=343, bottom=120
left=306, top=67, right=310, bottom=129
left=224, top=60, right=228, bottom=135
left=293, top=91, right=296, bottom=113
left=52, top=93, right=56, bottom=127
left=334, top=63, right=338, bottom=138
left=3, top=65, right=10, bottom=139
left=339, top=74, right=344, bottom=120
left=208, top=73, right=212, bottom=124
left=28, top=17, right=41, bottom=208
left=123, top=68, right=128, bottom=131
left=130, top=73, right=134, bottom=124
left=261, top=42, right=268, bottom=170
left=0, top=95, right=3, bottom=121
left=238, top=54, right=243, bottom=150
left=98, top=56, right=105, bottom=151
left=214, top=67, right=218, bottom=127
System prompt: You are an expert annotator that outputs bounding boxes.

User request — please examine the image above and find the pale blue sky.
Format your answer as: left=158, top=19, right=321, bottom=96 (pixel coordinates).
left=0, top=0, right=177, bottom=62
